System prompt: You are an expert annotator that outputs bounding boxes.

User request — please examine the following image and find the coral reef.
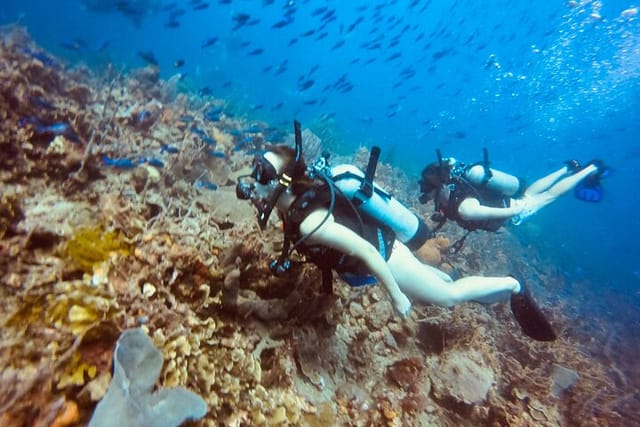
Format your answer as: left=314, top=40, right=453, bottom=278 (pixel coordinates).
left=0, top=26, right=638, bottom=427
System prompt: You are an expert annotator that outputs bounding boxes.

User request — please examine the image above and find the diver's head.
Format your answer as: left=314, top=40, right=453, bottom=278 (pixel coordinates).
left=236, top=148, right=295, bottom=196
left=235, top=144, right=307, bottom=228
left=418, top=158, right=455, bottom=203
left=236, top=152, right=277, bottom=197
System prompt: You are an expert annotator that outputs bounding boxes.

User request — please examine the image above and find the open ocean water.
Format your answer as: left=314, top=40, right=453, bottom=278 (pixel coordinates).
left=1, top=0, right=639, bottom=425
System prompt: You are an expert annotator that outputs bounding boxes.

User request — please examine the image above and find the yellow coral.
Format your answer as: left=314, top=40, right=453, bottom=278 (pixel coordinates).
left=57, top=353, right=97, bottom=389
left=414, top=236, right=452, bottom=265
left=45, top=281, right=118, bottom=336
left=430, top=235, right=450, bottom=250
left=5, top=280, right=120, bottom=339
left=61, top=225, right=131, bottom=273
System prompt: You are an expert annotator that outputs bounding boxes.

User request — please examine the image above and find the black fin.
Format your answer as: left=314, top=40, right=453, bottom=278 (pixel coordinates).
left=510, top=289, right=557, bottom=342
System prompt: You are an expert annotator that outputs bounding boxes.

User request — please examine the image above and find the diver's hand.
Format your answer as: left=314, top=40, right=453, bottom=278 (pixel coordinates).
left=511, top=195, right=540, bottom=225
left=510, top=197, right=526, bottom=215
left=393, top=293, right=412, bottom=319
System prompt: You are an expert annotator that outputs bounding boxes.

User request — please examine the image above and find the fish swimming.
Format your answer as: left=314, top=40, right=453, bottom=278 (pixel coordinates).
left=201, top=36, right=218, bottom=48
left=298, top=79, right=314, bottom=91
left=102, top=155, right=136, bottom=169
left=19, top=117, right=81, bottom=143
left=137, top=50, right=158, bottom=65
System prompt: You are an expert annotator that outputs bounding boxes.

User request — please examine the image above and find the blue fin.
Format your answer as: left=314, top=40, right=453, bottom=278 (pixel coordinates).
left=340, top=272, right=378, bottom=287
left=574, top=180, right=602, bottom=202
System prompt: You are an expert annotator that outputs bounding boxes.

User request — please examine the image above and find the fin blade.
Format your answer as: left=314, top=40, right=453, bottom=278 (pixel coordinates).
left=510, top=291, right=557, bottom=342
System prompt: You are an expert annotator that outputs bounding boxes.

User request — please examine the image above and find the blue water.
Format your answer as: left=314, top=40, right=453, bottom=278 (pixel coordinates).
left=2, top=0, right=639, bottom=305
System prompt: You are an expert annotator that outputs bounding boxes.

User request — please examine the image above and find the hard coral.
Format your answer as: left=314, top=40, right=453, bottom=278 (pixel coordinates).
left=0, top=277, right=122, bottom=423
left=430, top=350, right=495, bottom=406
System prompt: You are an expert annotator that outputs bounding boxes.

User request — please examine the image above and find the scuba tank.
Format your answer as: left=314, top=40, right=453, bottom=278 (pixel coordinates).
left=463, top=164, right=522, bottom=197
left=444, top=147, right=523, bottom=198
left=329, top=161, right=430, bottom=250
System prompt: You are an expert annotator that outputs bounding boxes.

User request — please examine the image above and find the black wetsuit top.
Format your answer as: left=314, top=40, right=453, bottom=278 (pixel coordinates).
left=443, top=177, right=510, bottom=232
left=284, top=182, right=395, bottom=281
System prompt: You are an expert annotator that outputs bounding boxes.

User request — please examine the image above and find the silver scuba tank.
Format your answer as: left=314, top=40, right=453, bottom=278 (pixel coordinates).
left=330, top=164, right=426, bottom=245
left=463, top=164, right=522, bottom=197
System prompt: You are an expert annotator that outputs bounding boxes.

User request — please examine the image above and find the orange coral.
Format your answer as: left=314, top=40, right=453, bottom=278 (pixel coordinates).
left=51, top=400, right=79, bottom=427
left=414, top=236, right=450, bottom=265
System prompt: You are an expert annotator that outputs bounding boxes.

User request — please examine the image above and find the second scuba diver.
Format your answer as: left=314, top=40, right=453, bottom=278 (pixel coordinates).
left=419, top=149, right=609, bottom=233
left=235, top=121, right=557, bottom=342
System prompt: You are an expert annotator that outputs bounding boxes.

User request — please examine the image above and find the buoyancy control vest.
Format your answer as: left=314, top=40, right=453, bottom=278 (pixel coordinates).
left=428, top=148, right=526, bottom=233
left=284, top=181, right=395, bottom=286
left=444, top=175, right=511, bottom=232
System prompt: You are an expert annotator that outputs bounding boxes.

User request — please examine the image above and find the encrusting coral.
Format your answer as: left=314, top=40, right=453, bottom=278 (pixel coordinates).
left=0, top=26, right=637, bottom=427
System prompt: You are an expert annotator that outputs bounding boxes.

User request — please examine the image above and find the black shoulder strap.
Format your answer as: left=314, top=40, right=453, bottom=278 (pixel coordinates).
left=352, top=146, right=381, bottom=206
left=258, top=120, right=303, bottom=229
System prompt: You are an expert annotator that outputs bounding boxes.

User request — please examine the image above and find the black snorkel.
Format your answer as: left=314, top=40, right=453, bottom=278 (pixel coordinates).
left=257, top=120, right=304, bottom=230
left=436, top=148, right=450, bottom=183
left=432, top=148, right=446, bottom=211
left=427, top=148, right=449, bottom=230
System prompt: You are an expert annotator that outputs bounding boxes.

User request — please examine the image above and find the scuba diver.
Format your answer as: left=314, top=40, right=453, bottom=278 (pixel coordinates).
left=419, top=149, right=609, bottom=235
left=235, top=121, right=557, bottom=342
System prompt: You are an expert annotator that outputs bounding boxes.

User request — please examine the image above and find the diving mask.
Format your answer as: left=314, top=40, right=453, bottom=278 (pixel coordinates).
left=235, top=152, right=282, bottom=200
left=235, top=175, right=256, bottom=200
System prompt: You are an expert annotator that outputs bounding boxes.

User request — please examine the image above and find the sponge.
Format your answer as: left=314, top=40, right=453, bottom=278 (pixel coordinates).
left=89, top=328, right=207, bottom=427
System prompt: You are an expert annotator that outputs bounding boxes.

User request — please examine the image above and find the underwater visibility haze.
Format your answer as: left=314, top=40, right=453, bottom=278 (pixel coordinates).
left=1, top=0, right=639, bottom=426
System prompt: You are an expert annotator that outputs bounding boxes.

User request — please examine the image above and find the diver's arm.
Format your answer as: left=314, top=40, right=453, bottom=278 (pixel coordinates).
left=458, top=197, right=521, bottom=221
left=299, top=209, right=412, bottom=317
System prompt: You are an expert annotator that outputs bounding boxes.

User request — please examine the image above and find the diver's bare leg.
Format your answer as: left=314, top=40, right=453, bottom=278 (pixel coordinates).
left=387, top=242, right=520, bottom=307
left=524, top=166, right=570, bottom=196
left=545, top=164, right=598, bottom=197
left=515, top=164, right=599, bottom=220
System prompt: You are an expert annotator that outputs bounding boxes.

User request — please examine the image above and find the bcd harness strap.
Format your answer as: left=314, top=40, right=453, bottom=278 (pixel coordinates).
left=268, top=120, right=305, bottom=274
left=352, top=146, right=381, bottom=206
left=258, top=120, right=303, bottom=230
left=468, top=147, right=492, bottom=187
